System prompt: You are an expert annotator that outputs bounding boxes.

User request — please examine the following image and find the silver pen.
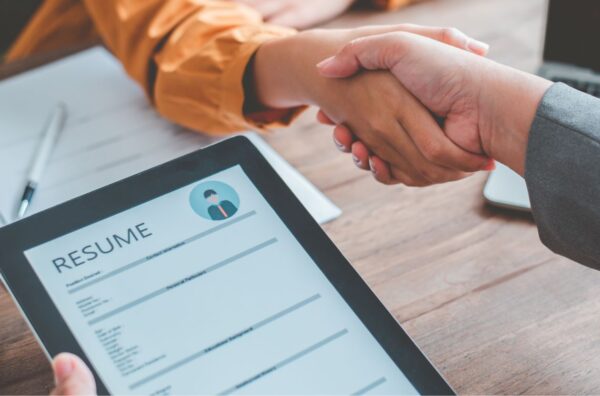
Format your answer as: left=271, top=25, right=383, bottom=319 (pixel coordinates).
left=16, top=103, right=67, bottom=219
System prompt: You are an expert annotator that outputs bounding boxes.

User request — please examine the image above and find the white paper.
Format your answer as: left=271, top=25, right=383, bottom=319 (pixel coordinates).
left=0, top=47, right=340, bottom=225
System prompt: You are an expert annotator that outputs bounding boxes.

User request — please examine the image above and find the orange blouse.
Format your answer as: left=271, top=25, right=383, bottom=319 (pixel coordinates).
left=7, top=0, right=416, bottom=135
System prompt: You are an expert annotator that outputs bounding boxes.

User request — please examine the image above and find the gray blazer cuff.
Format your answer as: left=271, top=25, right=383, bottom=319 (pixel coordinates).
left=525, top=83, right=600, bottom=269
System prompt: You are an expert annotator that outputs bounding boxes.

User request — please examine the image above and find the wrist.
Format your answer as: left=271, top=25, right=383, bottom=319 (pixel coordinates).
left=479, top=62, right=552, bottom=175
left=251, top=29, right=365, bottom=110
left=252, top=35, right=306, bottom=109
left=252, top=31, right=330, bottom=109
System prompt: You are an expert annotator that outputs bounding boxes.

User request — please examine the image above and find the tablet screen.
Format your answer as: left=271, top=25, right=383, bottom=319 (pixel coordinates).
left=24, top=165, right=417, bottom=395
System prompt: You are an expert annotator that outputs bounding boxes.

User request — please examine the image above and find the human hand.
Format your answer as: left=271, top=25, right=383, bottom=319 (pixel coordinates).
left=317, top=31, right=552, bottom=178
left=50, top=353, right=96, bottom=396
left=233, top=0, right=355, bottom=29
left=252, top=25, right=493, bottom=186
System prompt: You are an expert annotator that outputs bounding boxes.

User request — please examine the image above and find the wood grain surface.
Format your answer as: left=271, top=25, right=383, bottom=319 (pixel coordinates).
left=3, top=0, right=600, bottom=394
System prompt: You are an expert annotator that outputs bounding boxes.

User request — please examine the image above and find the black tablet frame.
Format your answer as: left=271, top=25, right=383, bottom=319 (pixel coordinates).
left=0, top=136, right=454, bottom=395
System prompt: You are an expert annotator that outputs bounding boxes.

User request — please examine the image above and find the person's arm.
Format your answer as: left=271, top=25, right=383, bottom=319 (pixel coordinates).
left=79, top=3, right=493, bottom=185
left=82, top=0, right=466, bottom=139
left=316, top=32, right=600, bottom=270
left=526, top=83, right=600, bottom=269
left=82, top=0, right=300, bottom=135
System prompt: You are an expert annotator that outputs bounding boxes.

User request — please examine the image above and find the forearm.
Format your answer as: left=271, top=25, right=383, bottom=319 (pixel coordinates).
left=250, top=26, right=417, bottom=111
left=480, top=62, right=552, bottom=175
left=250, top=34, right=312, bottom=109
left=481, top=66, right=600, bottom=268
left=251, top=30, right=349, bottom=110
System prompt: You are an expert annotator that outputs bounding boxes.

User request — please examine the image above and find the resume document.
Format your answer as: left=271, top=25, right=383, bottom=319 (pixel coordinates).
left=25, top=165, right=416, bottom=394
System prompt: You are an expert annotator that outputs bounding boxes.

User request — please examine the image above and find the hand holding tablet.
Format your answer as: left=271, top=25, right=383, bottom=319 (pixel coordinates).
left=0, top=137, right=452, bottom=395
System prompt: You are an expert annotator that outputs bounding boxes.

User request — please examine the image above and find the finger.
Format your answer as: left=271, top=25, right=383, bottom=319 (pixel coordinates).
left=317, top=110, right=335, bottom=125
left=332, top=24, right=489, bottom=56
left=387, top=164, right=433, bottom=187
left=368, top=155, right=398, bottom=185
left=317, top=31, right=419, bottom=78
left=348, top=124, right=433, bottom=184
left=351, top=141, right=371, bottom=170
left=397, top=96, right=490, bottom=172
left=485, top=159, right=497, bottom=171
left=397, top=24, right=489, bottom=56
left=51, top=353, right=96, bottom=396
left=366, top=114, right=470, bottom=184
left=333, top=124, right=355, bottom=152
left=339, top=107, right=444, bottom=184
left=317, top=38, right=375, bottom=78
left=354, top=141, right=441, bottom=187
left=317, top=27, right=488, bottom=78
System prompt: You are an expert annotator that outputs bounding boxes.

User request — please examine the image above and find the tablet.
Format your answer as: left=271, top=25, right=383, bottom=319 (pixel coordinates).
left=0, top=136, right=453, bottom=395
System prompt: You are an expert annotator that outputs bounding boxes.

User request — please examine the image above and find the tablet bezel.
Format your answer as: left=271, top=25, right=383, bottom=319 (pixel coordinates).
left=0, top=136, right=454, bottom=395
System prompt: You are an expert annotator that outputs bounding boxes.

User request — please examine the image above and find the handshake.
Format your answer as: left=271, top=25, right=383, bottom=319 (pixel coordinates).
left=253, top=24, right=551, bottom=186
left=316, top=28, right=496, bottom=186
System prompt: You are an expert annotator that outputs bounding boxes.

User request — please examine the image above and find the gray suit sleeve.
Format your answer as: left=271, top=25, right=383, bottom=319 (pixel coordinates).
left=526, top=83, right=600, bottom=269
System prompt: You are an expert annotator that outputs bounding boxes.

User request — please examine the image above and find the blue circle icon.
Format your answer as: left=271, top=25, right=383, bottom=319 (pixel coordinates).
left=189, top=181, right=240, bottom=221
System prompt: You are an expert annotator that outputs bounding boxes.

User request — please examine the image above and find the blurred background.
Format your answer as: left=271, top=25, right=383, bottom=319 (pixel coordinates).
left=0, top=0, right=42, bottom=59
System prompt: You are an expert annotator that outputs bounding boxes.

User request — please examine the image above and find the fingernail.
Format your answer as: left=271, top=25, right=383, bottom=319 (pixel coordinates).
left=53, top=356, right=74, bottom=384
left=316, top=56, right=335, bottom=70
left=482, top=159, right=496, bottom=171
left=352, top=154, right=362, bottom=167
left=467, top=39, right=490, bottom=55
left=333, top=136, right=345, bottom=152
left=369, top=157, right=376, bottom=174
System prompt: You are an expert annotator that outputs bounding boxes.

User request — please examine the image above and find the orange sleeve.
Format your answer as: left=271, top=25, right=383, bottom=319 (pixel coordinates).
left=82, top=0, right=303, bottom=135
left=370, top=0, right=421, bottom=10
left=5, top=0, right=98, bottom=61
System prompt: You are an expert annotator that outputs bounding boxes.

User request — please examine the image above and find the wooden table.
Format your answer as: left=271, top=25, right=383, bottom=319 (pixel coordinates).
left=3, top=0, right=600, bottom=394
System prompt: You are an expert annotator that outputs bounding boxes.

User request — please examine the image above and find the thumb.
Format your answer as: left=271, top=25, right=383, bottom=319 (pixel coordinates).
left=317, top=27, right=490, bottom=79
left=51, top=353, right=97, bottom=396
left=316, top=50, right=361, bottom=79
left=317, top=33, right=409, bottom=78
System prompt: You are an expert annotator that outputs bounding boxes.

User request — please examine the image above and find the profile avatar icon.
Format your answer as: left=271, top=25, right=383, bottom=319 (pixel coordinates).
left=204, top=189, right=238, bottom=220
left=189, top=181, right=240, bottom=221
